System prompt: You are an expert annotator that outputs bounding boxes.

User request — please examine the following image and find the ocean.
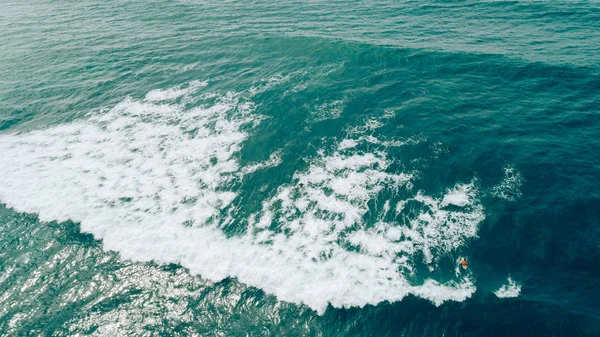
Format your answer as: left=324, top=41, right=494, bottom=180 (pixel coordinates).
left=0, top=1, right=599, bottom=336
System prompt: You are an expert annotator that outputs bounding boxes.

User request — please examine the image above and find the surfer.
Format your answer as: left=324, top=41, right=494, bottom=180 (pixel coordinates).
left=299, top=182, right=304, bottom=188
left=461, top=258, right=468, bottom=270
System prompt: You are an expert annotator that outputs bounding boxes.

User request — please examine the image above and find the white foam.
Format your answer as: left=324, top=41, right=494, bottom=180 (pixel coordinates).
left=338, top=139, right=358, bottom=150
left=338, top=116, right=422, bottom=151
left=403, top=181, right=484, bottom=266
left=246, top=140, right=482, bottom=311
left=491, top=165, right=523, bottom=201
left=0, top=84, right=484, bottom=314
left=144, top=80, right=207, bottom=102
left=0, top=86, right=256, bottom=237
left=312, top=100, right=344, bottom=122
left=494, top=277, right=521, bottom=298
left=346, top=117, right=384, bottom=135
left=249, top=73, right=296, bottom=96
left=442, top=181, right=477, bottom=207
left=382, top=109, right=396, bottom=119
left=412, top=278, right=476, bottom=305
left=240, top=151, right=283, bottom=175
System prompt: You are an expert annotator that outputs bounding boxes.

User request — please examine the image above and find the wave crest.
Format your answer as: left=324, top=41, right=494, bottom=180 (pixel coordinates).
left=0, top=82, right=485, bottom=313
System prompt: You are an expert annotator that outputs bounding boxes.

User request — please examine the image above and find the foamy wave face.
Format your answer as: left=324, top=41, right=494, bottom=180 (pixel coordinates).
left=0, top=89, right=254, bottom=233
left=0, top=83, right=484, bottom=314
left=244, top=140, right=482, bottom=311
left=494, top=277, right=521, bottom=298
left=407, top=181, right=483, bottom=267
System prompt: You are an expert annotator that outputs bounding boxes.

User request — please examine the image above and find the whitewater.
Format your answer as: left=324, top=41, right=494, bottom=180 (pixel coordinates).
left=0, top=82, right=487, bottom=314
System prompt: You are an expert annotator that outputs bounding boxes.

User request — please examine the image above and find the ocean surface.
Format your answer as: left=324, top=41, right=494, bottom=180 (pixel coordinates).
left=1, top=1, right=599, bottom=336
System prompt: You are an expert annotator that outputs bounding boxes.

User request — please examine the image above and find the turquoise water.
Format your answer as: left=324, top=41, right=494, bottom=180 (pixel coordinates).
left=1, top=1, right=599, bottom=336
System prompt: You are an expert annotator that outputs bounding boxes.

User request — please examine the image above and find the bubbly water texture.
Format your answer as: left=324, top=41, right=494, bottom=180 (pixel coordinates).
left=494, top=277, right=522, bottom=298
left=0, top=84, right=484, bottom=313
left=491, top=165, right=524, bottom=201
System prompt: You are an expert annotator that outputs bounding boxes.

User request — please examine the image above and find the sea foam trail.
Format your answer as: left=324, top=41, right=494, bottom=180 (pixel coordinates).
left=144, top=80, right=208, bottom=102
left=491, top=165, right=523, bottom=201
left=0, top=83, right=484, bottom=314
left=494, top=277, right=521, bottom=298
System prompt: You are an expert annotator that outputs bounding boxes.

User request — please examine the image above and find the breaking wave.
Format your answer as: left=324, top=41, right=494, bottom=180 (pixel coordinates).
left=0, top=82, right=486, bottom=313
